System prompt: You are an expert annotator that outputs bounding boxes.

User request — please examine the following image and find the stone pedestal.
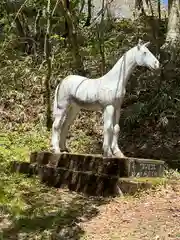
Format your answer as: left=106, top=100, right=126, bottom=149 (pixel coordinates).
left=10, top=151, right=165, bottom=197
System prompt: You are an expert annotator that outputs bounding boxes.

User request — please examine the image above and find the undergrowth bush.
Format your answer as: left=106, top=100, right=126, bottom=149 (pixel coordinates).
left=0, top=16, right=180, bottom=169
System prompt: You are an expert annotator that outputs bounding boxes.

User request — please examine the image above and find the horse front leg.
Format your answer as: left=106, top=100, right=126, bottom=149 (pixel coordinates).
left=111, top=108, right=126, bottom=158
left=103, top=105, right=114, bottom=157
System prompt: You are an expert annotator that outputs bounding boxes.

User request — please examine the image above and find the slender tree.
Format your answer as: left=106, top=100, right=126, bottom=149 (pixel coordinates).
left=98, top=0, right=106, bottom=75
left=84, top=0, right=92, bottom=26
left=59, top=0, right=84, bottom=74
left=135, top=0, right=180, bottom=51
left=44, top=0, right=52, bottom=130
left=165, top=0, right=180, bottom=48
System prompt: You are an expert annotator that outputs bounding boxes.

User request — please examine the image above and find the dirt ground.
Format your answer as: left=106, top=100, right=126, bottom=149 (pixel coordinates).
left=80, top=183, right=180, bottom=240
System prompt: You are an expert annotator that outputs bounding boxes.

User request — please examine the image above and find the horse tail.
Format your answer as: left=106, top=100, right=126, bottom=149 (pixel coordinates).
left=53, top=80, right=62, bottom=117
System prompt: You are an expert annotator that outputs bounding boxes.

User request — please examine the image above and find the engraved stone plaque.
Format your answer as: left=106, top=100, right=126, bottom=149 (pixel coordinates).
left=129, top=159, right=164, bottom=177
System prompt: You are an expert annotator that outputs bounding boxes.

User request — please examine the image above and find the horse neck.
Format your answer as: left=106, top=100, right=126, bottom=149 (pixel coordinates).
left=103, top=47, right=137, bottom=88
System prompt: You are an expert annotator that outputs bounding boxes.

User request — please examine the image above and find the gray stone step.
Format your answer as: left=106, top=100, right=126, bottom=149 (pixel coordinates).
left=9, top=160, right=165, bottom=197
left=30, top=152, right=164, bottom=177
left=9, top=152, right=165, bottom=197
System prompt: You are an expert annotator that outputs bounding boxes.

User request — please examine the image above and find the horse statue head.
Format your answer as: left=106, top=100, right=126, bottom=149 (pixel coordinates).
left=135, top=39, right=159, bottom=70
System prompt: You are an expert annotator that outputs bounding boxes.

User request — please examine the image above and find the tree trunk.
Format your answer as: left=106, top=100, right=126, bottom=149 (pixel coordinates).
left=99, top=0, right=106, bottom=75
left=44, top=0, right=52, bottom=130
left=158, top=0, right=161, bottom=21
left=79, top=0, right=85, bottom=14
left=14, top=16, right=30, bottom=52
left=84, top=0, right=92, bottom=26
left=33, top=9, right=42, bottom=56
left=15, top=16, right=25, bottom=38
left=59, top=0, right=84, bottom=74
left=165, top=0, right=180, bottom=48
left=63, top=0, right=70, bottom=38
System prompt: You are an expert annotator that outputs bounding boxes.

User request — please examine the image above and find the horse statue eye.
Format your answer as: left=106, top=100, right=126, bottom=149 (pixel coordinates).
left=144, top=51, right=147, bottom=55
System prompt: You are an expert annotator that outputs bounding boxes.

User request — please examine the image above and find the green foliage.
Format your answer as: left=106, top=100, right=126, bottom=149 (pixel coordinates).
left=0, top=130, right=49, bottom=235
left=0, top=128, right=105, bottom=239
left=0, top=0, right=180, bottom=163
left=0, top=2, right=180, bottom=238
left=0, top=128, right=49, bottom=166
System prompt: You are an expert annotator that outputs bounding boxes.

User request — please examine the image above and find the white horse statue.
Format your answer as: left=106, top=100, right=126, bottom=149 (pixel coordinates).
left=51, top=39, right=160, bottom=157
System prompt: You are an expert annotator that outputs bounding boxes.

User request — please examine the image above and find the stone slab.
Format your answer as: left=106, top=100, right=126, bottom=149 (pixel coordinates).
left=9, top=160, right=120, bottom=197
left=128, top=158, right=165, bottom=177
left=30, top=151, right=129, bottom=177
left=30, top=152, right=164, bottom=178
left=10, top=160, right=165, bottom=196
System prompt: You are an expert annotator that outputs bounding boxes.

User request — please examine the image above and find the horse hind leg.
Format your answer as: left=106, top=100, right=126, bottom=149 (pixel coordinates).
left=59, top=104, right=80, bottom=152
left=111, top=124, right=125, bottom=158
left=103, top=105, right=114, bottom=157
left=51, top=101, right=69, bottom=154
left=111, top=109, right=125, bottom=158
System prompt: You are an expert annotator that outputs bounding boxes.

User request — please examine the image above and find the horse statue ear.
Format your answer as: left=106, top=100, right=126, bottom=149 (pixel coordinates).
left=137, top=39, right=143, bottom=49
left=138, top=39, right=143, bottom=45
left=144, top=41, right=150, bottom=48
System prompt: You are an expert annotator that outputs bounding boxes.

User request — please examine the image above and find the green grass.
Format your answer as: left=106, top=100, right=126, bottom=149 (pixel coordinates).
left=0, top=127, right=106, bottom=240
left=0, top=127, right=49, bottom=163
left=1, top=126, right=179, bottom=239
left=120, top=177, right=167, bottom=185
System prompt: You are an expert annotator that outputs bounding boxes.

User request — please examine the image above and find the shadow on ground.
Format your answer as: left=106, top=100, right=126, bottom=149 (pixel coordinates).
left=0, top=181, right=110, bottom=240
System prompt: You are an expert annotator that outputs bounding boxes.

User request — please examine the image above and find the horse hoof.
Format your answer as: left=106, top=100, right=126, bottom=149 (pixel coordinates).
left=61, top=148, right=69, bottom=153
left=113, top=151, right=126, bottom=158
left=49, top=147, right=55, bottom=153
left=103, top=152, right=114, bottom=158
left=51, top=148, right=61, bottom=154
